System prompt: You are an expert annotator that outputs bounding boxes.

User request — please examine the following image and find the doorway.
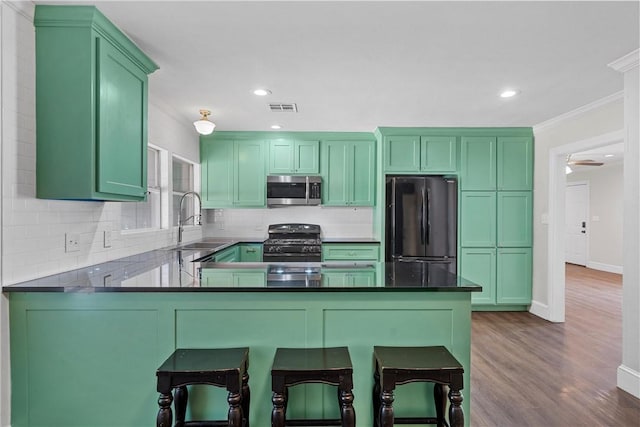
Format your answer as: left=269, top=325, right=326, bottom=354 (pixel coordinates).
left=546, top=129, right=624, bottom=322
left=565, top=182, right=589, bottom=266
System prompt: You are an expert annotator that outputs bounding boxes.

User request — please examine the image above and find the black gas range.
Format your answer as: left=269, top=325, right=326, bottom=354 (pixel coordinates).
left=262, top=223, right=322, bottom=262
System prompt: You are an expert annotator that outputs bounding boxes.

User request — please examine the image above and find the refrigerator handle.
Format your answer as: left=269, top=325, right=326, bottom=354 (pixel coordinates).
left=420, top=186, right=426, bottom=245
left=425, top=187, right=430, bottom=245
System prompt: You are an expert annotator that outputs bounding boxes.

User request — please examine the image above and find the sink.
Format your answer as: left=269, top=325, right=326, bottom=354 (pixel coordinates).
left=179, top=242, right=230, bottom=250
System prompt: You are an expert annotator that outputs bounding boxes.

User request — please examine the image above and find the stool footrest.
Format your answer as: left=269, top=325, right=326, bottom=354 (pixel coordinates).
left=285, top=419, right=342, bottom=426
left=184, top=421, right=234, bottom=427
left=393, top=416, right=446, bottom=425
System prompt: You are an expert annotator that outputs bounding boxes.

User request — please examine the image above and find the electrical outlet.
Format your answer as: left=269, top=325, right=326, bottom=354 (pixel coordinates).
left=103, top=230, right=112, bottom=248
left=65, top=232, right=80, bottom=253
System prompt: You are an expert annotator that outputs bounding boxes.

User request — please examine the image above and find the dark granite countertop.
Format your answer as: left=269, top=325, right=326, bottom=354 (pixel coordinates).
left=2, top=239, right=481, bottom=293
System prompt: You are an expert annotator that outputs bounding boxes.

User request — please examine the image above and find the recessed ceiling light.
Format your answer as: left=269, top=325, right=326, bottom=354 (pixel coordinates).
left=604, top=154, right=615, bottom=158
left=271, top=125, right=282, bottom=130
left=253, top=89, right=272, bottom=96
left=500, top=89, right=519, bottom=98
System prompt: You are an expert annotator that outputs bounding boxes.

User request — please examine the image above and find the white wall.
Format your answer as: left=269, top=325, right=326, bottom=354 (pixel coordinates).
left=567, top=164, right=623, bottom=272
left=203, top=206, right=374, bottom=240
left=0, top=2, right=201, bottom=425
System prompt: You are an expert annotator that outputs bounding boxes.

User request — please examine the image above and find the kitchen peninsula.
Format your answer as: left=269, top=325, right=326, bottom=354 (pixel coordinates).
left=3, top=241, right=480, bottom=427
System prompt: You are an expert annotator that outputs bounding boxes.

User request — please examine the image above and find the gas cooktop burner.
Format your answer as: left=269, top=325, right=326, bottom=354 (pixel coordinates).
left=263, top=223, right=322, bottom=262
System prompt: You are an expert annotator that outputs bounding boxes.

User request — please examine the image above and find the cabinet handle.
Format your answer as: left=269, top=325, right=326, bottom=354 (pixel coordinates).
left=246, top=249, right=256, bottom=253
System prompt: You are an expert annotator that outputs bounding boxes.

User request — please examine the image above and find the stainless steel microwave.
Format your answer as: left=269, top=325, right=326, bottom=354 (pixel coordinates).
left=266, top=175, right=322, bottom=206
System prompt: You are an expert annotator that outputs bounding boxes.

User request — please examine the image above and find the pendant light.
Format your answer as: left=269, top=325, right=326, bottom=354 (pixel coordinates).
left=193, top=109, right=216, bottom=135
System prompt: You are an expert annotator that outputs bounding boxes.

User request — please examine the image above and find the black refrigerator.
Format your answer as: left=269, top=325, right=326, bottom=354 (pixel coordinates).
left=385, top=175, right=457, bottom=274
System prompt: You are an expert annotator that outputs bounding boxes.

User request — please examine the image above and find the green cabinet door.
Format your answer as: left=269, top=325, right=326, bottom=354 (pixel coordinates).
left=461, top=248, right=496, bottom=305
left=214, top=246, right=240, bottom=262
left=294, top=141, right=320, bottom=174
left=497, top=192, right=532, bottom=247
left=385, top=136, right=420, bottom=171
left=420, top=136, right=457, bottom=172
left=497, top=248, right=532, bottom=304
left=234, top=140, right=266, bottom=206
left=201, top=139, right=234, bottom=207
left=96, top=38, right=148, bottom=198
left=460, top=192, right=496, bottom=247
left=498, top=136, right=533, bottom=190
left=321, top=270, right=376, bottom=287
left=322, top=140, right=375, bottom=206
left=350, top=141, right=376, bottom=206
left=239, top=244, right=263, bottom=262
left=233, top=272, right=266, bottom=287
left=460, top=136, right=497, bottom=190
left=268, top=139, right=319, bottom=174
left=200, top=270, right=234, bottom=287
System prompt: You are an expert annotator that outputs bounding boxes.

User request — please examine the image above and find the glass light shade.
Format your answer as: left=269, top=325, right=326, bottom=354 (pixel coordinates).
left=193, top=119, right=216, bottom=135
left=565, top=165, right=573, bottom=174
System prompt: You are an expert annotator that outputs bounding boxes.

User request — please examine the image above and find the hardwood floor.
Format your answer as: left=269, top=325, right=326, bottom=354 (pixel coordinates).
left=471, top=264, right=640, bottom=426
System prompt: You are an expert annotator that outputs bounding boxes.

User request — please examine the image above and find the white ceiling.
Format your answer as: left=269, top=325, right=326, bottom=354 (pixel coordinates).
left=37, top=1, right=639, bottom=132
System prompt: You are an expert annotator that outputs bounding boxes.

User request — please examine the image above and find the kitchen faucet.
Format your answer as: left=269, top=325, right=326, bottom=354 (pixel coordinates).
left=177, top=191, right=202, bottom=246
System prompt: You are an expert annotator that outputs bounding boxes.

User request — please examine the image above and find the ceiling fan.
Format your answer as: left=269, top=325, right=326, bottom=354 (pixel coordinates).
left=567, top=154, right=603, bottom=167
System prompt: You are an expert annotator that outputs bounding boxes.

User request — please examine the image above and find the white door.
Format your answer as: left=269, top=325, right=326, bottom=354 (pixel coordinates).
left=565, top=182, right=588, bottom=265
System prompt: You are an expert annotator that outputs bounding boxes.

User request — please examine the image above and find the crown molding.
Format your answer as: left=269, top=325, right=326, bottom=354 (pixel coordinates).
left=533, top=91, right=624, bottom=133
left=608, top=49, right=640, bottom=73
left=3, top=0, right=34, bottom=20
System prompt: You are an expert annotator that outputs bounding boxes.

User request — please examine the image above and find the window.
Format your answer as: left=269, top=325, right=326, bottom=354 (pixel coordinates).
left=172, top=157, right=196, bottom=226
left=121, top=147, right=161, bottom=231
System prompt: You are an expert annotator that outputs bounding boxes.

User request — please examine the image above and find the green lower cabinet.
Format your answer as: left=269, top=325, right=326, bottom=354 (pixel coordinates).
left=239, top=244, right=263, bottom=262
left=462, top=247, right=531, bottom=308
left=200, top=269, right=266, bottom=287
left=497, top=248, right=532, bottom=304
left=321, top=270, right=376, bottom=287
left=460, top=248, right=496, bottom=305
left=322, top=243, right=380, bottom=261
left=213, top=246, right=240, bottom=262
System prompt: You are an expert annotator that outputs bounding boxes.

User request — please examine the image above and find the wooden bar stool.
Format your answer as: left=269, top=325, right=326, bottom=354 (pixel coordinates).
left=271, top=347, right=355, bottom=427
left=156, top=348, right=250, bottom=427
left=372, top=346, right=464, bottom=427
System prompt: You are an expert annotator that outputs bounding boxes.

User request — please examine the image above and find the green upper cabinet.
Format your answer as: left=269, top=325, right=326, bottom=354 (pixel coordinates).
left=497, top=136, right=533, bottom=190
left=201, top=138, right=266, bottom=208
left=322, top=140, right=375, bottom=206
left=461, top=135, right=533, bottom=191
left=269, top=140, right=320, bottom=174
left=201, top=139, right=234, bottom=206
left=460, top=136, right=497, bottom=190
left=34, top=5, right=158, bottom=201
left=385, top=136, right=457, bottom=173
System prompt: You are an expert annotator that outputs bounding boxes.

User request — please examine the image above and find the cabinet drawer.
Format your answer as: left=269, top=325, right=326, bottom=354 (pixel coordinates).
left=322, top=244, right=380, bottom=261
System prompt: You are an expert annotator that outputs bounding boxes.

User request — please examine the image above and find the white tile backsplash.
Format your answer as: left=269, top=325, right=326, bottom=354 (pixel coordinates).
left=203, top=206, right=375, bottom=240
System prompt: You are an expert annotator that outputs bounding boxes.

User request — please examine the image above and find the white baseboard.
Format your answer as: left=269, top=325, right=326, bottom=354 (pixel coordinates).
left=587, top=261, right=623, bottom=274
left=529, top=300, right=551, bottom=320
left=617, top=364, right=640, bottom=398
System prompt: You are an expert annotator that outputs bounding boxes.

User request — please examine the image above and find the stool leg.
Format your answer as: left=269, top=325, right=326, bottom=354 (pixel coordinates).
left=339, top=387, right=356, bottom=427
left=448, top=388, right=464, bottom=427
left=242, top=371, right=251, bottom=427
left=271, top=390, right=286, bottom=427
left=156, top=392, right=173, bottom=427
left=228, top=391, right=243, bottom=427
left=372, top=372, right=381, bottom=427
left=434, top=383, right=447, bottom=427
left=174, top=386, right=188, bottom=427
left=379, top=390, right=394, bottom=427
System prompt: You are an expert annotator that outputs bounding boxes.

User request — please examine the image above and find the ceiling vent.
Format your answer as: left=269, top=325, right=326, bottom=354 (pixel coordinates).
left=269, top=103, right=298, bottom=112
